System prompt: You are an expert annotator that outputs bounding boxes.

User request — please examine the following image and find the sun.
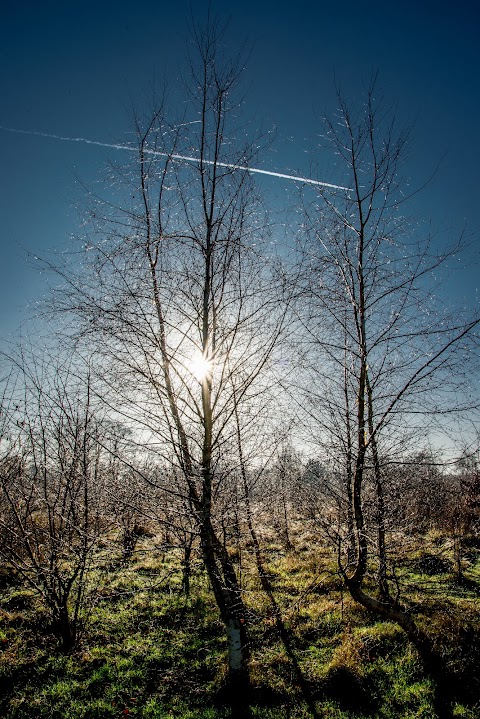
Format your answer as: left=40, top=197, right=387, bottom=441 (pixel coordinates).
left=188, top=354, right=213, bottom=382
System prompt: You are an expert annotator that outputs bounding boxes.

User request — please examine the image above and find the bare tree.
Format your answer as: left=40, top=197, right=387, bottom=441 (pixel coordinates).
left=48, top=18, right=288, bottom=692
left=298, top=80, right=480, bottom=715
left=0, top=351, right=108, bottom=650
left=264, top=442, right=303, bottom=550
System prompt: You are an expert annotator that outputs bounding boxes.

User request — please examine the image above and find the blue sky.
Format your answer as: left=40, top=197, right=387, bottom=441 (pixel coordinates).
left=1, top=0, right=479, bottom=340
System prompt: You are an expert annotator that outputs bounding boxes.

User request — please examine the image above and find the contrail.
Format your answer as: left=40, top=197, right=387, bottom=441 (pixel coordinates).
left=0, top=125, right=351, bottom=192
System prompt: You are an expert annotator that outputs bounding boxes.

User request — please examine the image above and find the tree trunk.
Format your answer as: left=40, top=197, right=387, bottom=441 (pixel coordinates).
left=181, top=536, right=193, bottom=597
left=122, top=526, right=138, bottom=563
left=200, top=518, right=250, bottom=692
left=53, top=603, right=76, bottom=652
left=366, top=373, right=391, bottom=602
left=452, top=515, right=464, bottom=583
left=226, top=617, right=249, bottom=692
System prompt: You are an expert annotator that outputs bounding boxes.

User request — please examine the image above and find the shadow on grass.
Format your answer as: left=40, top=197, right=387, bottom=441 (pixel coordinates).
left=317, top=665, right=378, bottom=714
left=214, top=683, right=292, bottom=719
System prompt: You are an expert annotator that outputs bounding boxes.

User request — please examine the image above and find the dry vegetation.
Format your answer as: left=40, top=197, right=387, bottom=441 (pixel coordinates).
left=1, top=491, right=479, bottom=719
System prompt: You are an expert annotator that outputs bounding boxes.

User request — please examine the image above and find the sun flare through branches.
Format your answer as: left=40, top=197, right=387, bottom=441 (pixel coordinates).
left=188, top=353, right=213, bottom=383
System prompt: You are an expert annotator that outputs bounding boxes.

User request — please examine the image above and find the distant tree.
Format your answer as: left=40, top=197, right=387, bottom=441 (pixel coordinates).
left=382, top=451, right=448, bottom=535
left=447, top=450, right=480, bottom=581
left=266, top=443, right=303, bottom=550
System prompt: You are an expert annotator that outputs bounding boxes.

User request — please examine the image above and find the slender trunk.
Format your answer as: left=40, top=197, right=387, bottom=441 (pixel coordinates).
left=199, top=515, right=250, bottom=688
left=281, top=483, right=293, bottom=550
left=200, top=519, right=250, bottom=690
left=122, top=525, right=138, bottom=563
left=344, top=334, right=356, bottom=565
left=55, top=603, right=75, bottom=652
left=452, top=516, right=463, bottom=582
left=345, top=460, right=355, bottom=566
left=226, top=618, right=248, bottom=688
left=182, top=536, right=193, bottom=596
left=366, top=372, right=390, bottom=602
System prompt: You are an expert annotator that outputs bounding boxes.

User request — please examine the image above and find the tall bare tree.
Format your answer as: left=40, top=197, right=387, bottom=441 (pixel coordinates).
left=49, top=18, right=288, bottom=692
left=298, top=80, right=480, bottom=715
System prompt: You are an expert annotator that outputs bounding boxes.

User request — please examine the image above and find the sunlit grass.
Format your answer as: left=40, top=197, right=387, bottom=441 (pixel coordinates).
left=1, top=528, right=479, bottom=718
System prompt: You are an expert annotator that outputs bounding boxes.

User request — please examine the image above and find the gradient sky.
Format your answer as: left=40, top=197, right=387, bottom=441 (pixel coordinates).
left=1, top=0, right=479, bottom=341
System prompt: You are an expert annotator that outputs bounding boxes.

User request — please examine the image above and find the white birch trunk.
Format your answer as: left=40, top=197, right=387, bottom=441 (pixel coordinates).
left=226, top=618, right=244, bottom=673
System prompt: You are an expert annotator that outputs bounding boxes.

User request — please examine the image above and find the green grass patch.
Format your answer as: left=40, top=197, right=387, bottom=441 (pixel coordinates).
left=1, top=532, right=479, bottom=718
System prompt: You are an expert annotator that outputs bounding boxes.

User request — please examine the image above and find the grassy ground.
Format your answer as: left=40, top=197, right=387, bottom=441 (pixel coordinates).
left=1, top=531, right=479, bottom=719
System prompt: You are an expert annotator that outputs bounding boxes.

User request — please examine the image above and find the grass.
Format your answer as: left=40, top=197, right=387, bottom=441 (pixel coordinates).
left=1, top=531, right=479, bottom=719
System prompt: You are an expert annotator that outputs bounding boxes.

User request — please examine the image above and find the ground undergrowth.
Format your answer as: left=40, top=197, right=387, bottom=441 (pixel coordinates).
left=1, top=531, right=479, bottom=719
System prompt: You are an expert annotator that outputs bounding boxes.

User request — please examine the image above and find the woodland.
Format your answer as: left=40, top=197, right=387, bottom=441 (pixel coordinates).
left=1, top=18, right=480, bottom=719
